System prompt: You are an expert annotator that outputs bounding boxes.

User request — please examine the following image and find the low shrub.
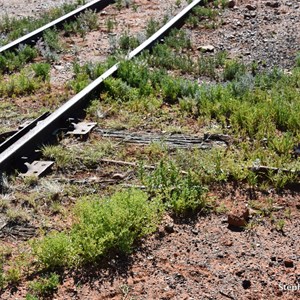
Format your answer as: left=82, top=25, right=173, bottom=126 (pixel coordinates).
left=0, top=45, right=38, bottom=74
left=32, top=189, right=162, bottom=268
left=32, top=63, right=51, bottom=81
left=141, top=161, right=208, bottom=216
left=29, top=273, right=60, bottom=297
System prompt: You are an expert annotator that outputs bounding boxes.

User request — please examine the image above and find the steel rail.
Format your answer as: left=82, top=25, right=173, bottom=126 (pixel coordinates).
left=0, top=0, right=202, bottom=173
left=0, top=0, right=115, bottom=54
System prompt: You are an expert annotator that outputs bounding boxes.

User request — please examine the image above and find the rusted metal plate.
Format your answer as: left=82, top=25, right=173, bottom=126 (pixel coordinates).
left=67, top=122, right=97, bottom=136
left=22, top=161, right=54, bottom=177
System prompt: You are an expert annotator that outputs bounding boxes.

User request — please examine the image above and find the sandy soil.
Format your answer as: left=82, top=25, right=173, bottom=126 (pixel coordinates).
left=0, top=0, right=85, bottom=19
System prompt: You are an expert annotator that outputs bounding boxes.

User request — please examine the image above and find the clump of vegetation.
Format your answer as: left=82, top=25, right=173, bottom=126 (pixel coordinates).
left=145, top=18, right=160, bottom=38
left=63, top=9, right=99, bottom=38
left=0, top=45, right=38, bottom=74
left=0, top=68, right=45, bottom=97
left=119, top=31, right=139, bottom=51
left=29, top=273, right=60, bottom=297
left=32, top=189, right=162, bottom=269
left=69, top=60, right=116, bottom=93
left=32, top=62, right=51, bottom=81
left=223, top=59, right=246, bottom=81
left=186, top=0, right=225, bottom=28
left=296, top=52, right=300, bottom=67
left=141, top=161, right=208, bottom=216
left=0, top=0, right=86, bottom=45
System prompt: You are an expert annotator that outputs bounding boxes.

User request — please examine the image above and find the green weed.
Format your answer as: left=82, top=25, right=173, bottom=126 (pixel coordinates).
left=0, top=45, right=38, bottom=74
left=145, top=18, right=160, bottom=38
left=223, top=59, right=246, bottom=81
left=141, top=161, right=208, bottom=216
left=0, top=1, right=84, bottom=44
left=42, top=145, right=76, bottom=169
left=119, top=31, right=139, bottom=51
left=29, top=273, right=60, bottom=297
left=32, top=63, right=51, bottom=81
left=33, top=189, right=162, bottom=268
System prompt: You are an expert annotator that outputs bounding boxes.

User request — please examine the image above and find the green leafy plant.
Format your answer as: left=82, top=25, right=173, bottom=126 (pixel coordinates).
left=145, top=18, right=160, bottom=38
left=223, top=59, right=246, bottom=81
left=33, top=189, right=162, bottom=268
left=29, top=273, right=60, bottom=297
left=0, top=1, right=84, bottom=44
left=32, top=63, right=51, bottom=81
left=43, top=29, right=61, bottom=52
left=0, top=45, right=38, bottom=74
left=141, top=161, right=208, bottom=216
left=119, top=31, right=139, bottom=51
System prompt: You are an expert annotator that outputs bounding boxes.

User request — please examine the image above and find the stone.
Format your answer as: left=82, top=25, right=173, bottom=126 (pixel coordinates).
left=284, top=259, right=294, bottom=268
left=246, top=4, right=256, bottom=11
left=54, top=65, right=64, bottom=70
left=191, top=228, right=199, bottom=235
left=242, top=279, right=251, bottom=289
left=266, top=1, right=280, bottom=8
left=165, top=223, right=175, bottom=234
left=228, top=206, right=249, bottom=227
left=228, top=0, right=235, bottom=8
left=198, top=45, right=215, bottom=53
left=236, top=269, right=245, bottom=277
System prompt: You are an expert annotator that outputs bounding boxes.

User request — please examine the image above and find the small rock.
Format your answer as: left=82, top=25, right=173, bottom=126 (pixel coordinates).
left=284, top=259, right=294, bottom=268
left=244, top=13, right=251, bottom=19
left=158, top=230, right=165, bottom=238
left=191, top=228, right=199, bottom=235
left=236, top=269, right=245, bottom=277
left=222, top=239, right=233, bottom=247
left=228, top=206, right=249, bottom=227
left=198, top=45, right=215, bottom=53
left=266, top=1, right=280, bottom=8
left=228, top=0, right=235, bottom=8
left=165, top=223, right=174, bottom=234
left=54, top=65, right=64, bottom=70
left=242, top=279, right=251, bottom=289
left=246, top=4, right=256, bottom=11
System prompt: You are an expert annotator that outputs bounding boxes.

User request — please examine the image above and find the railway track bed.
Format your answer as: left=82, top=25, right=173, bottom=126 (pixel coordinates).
left=0, top=0, right=300, bottom=299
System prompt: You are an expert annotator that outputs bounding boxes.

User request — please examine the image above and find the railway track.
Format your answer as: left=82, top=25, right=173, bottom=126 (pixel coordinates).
left=0, top=0, right=203, bottom=176
left=0, top=0, right=115, bottom=54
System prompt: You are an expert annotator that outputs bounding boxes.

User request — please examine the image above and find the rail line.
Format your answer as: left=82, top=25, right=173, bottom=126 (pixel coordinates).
left=0, top=0, right=203, bottom=175
left=0, top=0, right=115, bottom=54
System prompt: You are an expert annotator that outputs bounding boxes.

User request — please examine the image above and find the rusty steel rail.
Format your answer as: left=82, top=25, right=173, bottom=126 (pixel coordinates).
left=0, top=0, right=115, bottom=54
left=0, top=0, right=203, bottom=173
